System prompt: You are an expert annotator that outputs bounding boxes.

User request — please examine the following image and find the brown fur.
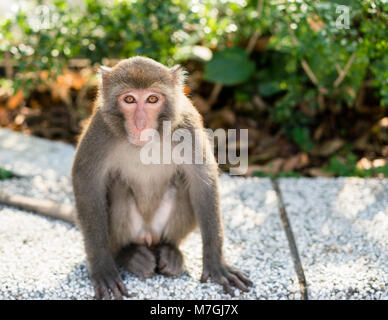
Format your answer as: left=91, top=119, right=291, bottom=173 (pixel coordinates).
left=0, top=56, right=251, bottom=299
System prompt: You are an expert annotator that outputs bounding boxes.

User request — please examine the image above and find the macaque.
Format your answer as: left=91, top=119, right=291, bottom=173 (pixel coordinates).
left=0, top=56, right=252, bottom=299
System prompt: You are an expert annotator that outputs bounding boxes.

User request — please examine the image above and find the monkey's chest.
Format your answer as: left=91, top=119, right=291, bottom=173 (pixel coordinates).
left=110, top=187, right=177, bottom=249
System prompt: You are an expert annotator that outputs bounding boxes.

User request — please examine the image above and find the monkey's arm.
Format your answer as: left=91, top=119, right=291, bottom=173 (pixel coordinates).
left=0, top=192, right=75, bottom=224
left=71, top=115, right=128, bottom=300
left=183, top=161, right=253, bottom=296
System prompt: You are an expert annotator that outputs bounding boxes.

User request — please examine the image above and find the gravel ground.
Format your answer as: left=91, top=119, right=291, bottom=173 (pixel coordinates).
left=0, top=129, right=299, bottom=299
left=279, top=178, right=388, bottom=299
left=2, top=128, right=388, bottom=300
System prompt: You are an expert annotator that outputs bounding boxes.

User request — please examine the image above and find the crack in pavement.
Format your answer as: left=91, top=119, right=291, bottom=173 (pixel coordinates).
left=271, top=178, right=308, bottom=300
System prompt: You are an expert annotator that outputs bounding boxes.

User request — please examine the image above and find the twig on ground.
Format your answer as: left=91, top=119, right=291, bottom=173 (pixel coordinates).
left=333, top=52, right=357, bottom=88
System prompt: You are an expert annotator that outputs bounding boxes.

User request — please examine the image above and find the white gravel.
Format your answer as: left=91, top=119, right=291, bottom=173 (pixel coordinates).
left=0, top=129, right=299, bottom=299
left=279, top=178, right=388, bottom=300
left=2, top=129, right=388, bottom=300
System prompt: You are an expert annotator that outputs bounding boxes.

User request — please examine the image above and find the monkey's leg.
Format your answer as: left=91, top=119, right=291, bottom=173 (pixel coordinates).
left=72, top=119, right=129, bottom=300
left=156, top=243, right=184, bottom=277
left=183, top=162, right=253, bottom=296
left=154, top=183, right=194, bottom=277
left=117, top=244, right=157, bottom=279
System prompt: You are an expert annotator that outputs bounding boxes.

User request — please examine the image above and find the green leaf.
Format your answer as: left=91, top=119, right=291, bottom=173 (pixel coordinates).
left=252, top=170, right=302, bottom=178
left=291, top=127, right=314, bottom=152
left=0, top=168, right=13, bottom=180
left=203, top=48, right=255, bottom=85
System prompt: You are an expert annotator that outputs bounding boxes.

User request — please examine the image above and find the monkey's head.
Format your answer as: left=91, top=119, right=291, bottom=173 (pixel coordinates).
left=98, top=56, right=185, bottom=146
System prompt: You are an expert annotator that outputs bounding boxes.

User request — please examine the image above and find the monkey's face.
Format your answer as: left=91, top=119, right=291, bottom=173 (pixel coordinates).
left=99, top=57, right=183, bottom=145
left=117, top=89, right=166, bottom=146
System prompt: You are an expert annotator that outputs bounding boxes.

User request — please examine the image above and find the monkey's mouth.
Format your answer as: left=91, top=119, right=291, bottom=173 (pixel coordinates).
left=127, top=131, right=154, bottom=147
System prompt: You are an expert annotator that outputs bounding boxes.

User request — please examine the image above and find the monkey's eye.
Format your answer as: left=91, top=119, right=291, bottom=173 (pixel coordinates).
left=123, top=95, right=136, bottom=104
left=147, top=95, right=159, bottom=104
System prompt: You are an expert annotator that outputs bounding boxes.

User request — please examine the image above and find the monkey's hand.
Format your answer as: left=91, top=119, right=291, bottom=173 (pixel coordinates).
left=201, top=262, right=253, bottom=296
left=90, top=260, right=129, bottom=300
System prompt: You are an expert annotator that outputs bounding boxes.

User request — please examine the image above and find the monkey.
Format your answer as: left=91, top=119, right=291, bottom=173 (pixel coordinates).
left=0, top=56, right=252, bottom=299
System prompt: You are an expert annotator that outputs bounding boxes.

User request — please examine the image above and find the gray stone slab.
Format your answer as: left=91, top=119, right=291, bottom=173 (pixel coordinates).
left=279, top=178, right=388, bottom=299
left=0, top=129, right=75, bottom=204
left=0, top=128, right=74, bottom=178
left=0, top=129, right=298, bottom=299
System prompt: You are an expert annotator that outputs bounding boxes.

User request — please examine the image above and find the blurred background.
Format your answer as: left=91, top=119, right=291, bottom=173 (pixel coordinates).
left=0, top=0, right=387, bottom=177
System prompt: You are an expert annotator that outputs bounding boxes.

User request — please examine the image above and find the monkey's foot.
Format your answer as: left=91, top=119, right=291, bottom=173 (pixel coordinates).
left=201, top=263, right=253, bottom=296
left=90, top=261, right=129, bottom=300
left=117, top=244, right=156, bottom=279
left=156, top=244, right=184, bottom=277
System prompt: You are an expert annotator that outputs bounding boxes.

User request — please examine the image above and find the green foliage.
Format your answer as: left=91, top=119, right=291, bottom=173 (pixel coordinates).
left=291, top=126, right=314, bottom=152
left=375, top=165, right=388, bottom=177
left=324, top=154, right=359, bottom=176
left=0, top=0, right=387, bottom=162
left=2, top=0, right=387, bottom=104
left=253, top=0, right=387, bottom=140
left=0, top=0, right=190, bottom=94
left=184, top=0, right=274, bottom=50
left=79, top=0, right=189, bottom=64
left=253, top=170, right=303, bottom=178
left=185, top=0, right=387, bottom=151
left=203, top=48, right=255, bottom=85
left=324, top=154, right=388, bottom=177
left=0, top=168, right=13, bottom=180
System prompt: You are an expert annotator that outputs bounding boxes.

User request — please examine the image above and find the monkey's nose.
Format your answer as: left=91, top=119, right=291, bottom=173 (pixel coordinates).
left=135, top=118, right=146, bottom=130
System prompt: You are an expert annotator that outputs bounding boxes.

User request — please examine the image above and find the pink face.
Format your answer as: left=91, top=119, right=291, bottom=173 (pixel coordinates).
left=117, top=89, right=165, bottom=146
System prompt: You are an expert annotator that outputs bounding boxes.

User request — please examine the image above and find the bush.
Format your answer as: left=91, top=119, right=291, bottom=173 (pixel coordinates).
left=0, top=0, right=387, bottom=176
left=0, top=0, right=191, bottom=92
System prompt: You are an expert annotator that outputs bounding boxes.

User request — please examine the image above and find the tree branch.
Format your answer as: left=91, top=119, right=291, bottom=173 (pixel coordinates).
left=333, top=52, right=357, bottom=88
left=245, top=0, right=264, bottom=54
left=0, top=192, right=75, bottom=224
left=288, top=25, right=327, bottom=94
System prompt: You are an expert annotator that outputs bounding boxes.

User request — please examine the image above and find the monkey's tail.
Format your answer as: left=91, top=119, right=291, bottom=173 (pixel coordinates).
left=0, top=192, right=75, bottom=224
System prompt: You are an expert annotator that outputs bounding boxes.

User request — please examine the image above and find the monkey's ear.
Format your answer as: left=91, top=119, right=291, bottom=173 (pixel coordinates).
left=99, top=65, right=112, bottom=88
left=170, top=64, right=187, bottom=86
